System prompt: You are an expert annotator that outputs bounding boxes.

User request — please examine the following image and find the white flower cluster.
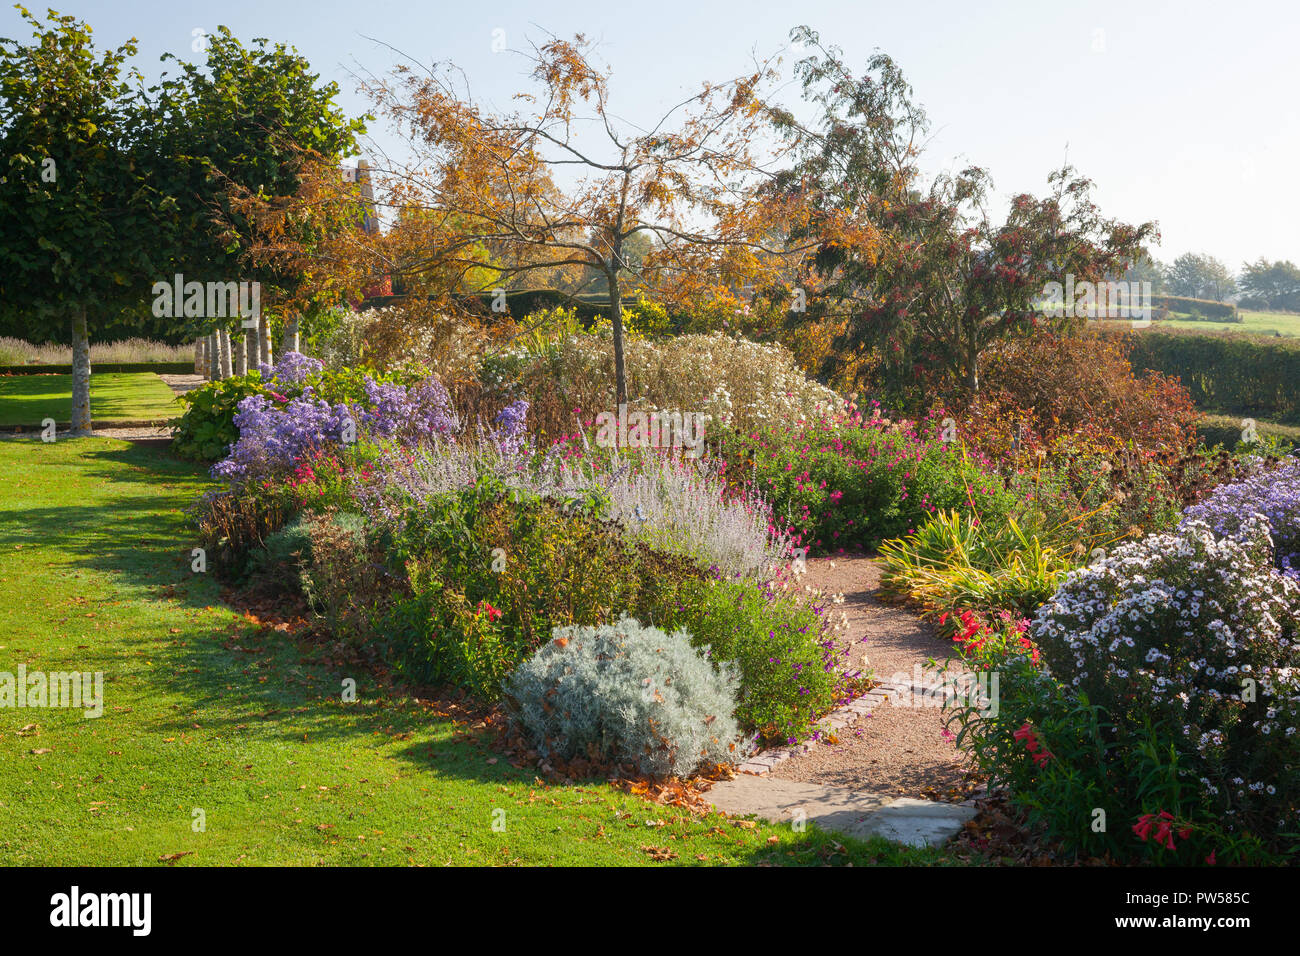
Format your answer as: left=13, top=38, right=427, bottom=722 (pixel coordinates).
left=1032, top=518, right=1300, bottom=819
left=489, top=328, right=844, bottom=432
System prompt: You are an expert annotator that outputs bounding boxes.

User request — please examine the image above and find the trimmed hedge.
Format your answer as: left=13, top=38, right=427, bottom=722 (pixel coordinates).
left=0, top=362, right=195, bottom=376
left=1125, top=330, right=1300, bottom=423
left=1153, top=295, right=1239, bottom=321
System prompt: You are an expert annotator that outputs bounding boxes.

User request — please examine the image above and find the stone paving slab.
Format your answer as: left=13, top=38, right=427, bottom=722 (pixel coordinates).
left=705, top=775, right=974, bottom=848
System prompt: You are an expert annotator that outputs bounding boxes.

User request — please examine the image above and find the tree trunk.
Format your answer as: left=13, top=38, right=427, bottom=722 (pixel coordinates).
left=259, top=316, right=273, bottom=367
left=234, top=334, right=248, bottom=375
left=281, top=314, right=300, bottom=355
left=606, top=269, right=626, bottom=405
left=207, top=333, right=219, bottom=380
left=70, top=305, right=92, bottom=436
left=194, top=338, right=206, bottom=375
left=245, top=320, right=259, bottom=374
left=218, top=328, right=233, bottom=378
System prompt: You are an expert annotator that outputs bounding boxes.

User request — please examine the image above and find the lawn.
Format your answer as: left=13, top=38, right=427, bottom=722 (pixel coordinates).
left=1090, top=310, right=1300, bottom=338
left=0, top=437, right=953, bottom=866
left=0, top=373, right=180, bottom=427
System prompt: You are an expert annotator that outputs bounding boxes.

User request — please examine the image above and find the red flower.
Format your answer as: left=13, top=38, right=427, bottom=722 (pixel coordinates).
left=476, top=600, right=502, bottom=622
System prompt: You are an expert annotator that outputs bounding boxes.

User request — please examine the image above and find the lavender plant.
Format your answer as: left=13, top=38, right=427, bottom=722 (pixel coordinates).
left=364, top=437, right=789, bottom=579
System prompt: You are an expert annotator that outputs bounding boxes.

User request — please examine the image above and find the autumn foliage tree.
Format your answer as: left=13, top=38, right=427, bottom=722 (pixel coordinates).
left=770, top=27, right=1156, bottom=401
left=361, top=35, right=836, bottom=403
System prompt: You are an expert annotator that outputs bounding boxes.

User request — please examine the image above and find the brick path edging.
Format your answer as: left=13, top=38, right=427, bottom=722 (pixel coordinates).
left=735, top=677, right=911, bottom=776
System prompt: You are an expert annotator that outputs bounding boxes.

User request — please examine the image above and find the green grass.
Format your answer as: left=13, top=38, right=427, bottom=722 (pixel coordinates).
left=0, top=373, right=180, bottom=427
left=0, top=438, right=961, bottom=866
left=1090, top=310, right=1300, bottom=338
left=1196, top=413, right=1300, bottom=450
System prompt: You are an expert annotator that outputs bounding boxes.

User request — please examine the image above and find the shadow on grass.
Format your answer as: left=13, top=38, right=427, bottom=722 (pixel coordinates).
left=1, top=440, right=936, bottom=864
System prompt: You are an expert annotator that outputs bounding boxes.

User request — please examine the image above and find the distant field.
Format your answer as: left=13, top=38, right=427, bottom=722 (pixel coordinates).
left=1089, top=311, right=1300, bottom=338
left=0, top=372, right=178, bottom=426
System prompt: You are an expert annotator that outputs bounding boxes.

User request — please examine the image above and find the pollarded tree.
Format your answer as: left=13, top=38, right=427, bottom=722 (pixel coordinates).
left=769, top=27, right=1155, bottom=398
left=361, top=34, right=837, bottom=404
left=0, top=6, right=176, bottom=433
left=155, top=26, right=366, bottom=368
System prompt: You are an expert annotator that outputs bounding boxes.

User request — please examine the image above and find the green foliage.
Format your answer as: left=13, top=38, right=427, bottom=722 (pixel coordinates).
left=379, top=482, right=700, bottom=699
left=250, top=515, right=314, bottom=588
left=878, top=509, right=1092, bottom=619
left=288, top=475, right=845, bottom=744
left=656, top=577, right=856, bottom=745
left=1127, top=330, right=1300, bottom=424
left=505, top=619, right=746, bottom=778
left=172, top=372, right=267, bottom=461
left=716, top=414, right=1023, bottom=553
left=155, top=25, right=367, bottom=333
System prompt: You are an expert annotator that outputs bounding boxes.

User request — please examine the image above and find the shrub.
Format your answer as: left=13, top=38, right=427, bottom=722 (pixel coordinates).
left=299, top=509, right=391, bottom=649
left=173, top=352, right=424, bottom=464
left=485, top=329, right=843, bottom=439
left=505, top=618, right=746, bottom=778
left=306, top=307, right=378, bottom=370
left=657, top=576, right=861, bottom=746
left=378, top=483, right=706, bottom=698
left=972, top=332, right=1200, bottom=457
left=1181, top=460, right=1300, bottom=579
left=716, top=410, right=1026, bottom=553
left=361, top=439, right=790, bottom=580
left=250, top=515, right=314, bottom=589
left=294, top=473, right=850, bottom=744
left=173, top=373, right=268, bottom=462
left=1019, top=519, right=1300, bottom=861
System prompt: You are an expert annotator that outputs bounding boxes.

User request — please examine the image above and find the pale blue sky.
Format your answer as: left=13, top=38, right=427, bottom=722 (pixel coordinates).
left=6, top=0, right=1297, bottom=270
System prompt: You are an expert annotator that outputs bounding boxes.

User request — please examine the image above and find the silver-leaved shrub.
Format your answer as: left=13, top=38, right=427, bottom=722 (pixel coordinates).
left=505, top=618, right=748, bottom=778
left=1032, top=517, right=1300, bottom=839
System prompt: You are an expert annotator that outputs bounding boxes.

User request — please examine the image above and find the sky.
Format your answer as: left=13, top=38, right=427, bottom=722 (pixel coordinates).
left=4, top=0, right=1297, bottom=271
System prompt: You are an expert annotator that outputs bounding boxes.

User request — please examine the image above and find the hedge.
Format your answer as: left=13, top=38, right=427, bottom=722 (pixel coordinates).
left=1153, top=295, right=1239, bottom=321
left=1124, top=330, right=1300, bottom=423
left=0, top=362, right=195, bottom=376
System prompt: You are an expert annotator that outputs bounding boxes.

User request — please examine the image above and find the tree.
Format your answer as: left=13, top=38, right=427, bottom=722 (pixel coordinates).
left=1122, top=251, right=1166, bottom=295
left=1238, top=258, right=1300, bottom=311
left=1198, top=255, right=1236, bottom=302
left=0, top=6, right=175, bottom=432
left=769, top=28, right=1154, bottom=397
left=361, top=34, right=822, bottom=404
left=155, top=26, right=366, bottom=369
left=1166, top=252, right=1212, bottom=298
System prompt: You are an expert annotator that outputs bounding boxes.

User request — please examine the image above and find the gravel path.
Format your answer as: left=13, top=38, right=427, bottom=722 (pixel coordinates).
left=769, top=554, right=973, bottom=800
